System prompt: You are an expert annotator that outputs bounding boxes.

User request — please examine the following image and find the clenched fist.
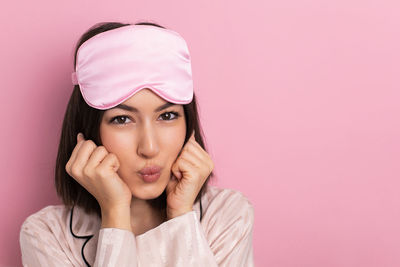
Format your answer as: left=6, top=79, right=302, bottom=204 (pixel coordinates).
left=65, top=133, right=132, bottom=212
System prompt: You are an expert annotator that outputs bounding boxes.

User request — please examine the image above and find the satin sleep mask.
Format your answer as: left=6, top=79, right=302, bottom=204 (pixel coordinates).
left=71, top=24, right=194, bottom=110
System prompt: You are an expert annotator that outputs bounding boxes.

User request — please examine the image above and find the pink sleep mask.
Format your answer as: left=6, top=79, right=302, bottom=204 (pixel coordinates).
left=71, top=24, right=194, bottom=110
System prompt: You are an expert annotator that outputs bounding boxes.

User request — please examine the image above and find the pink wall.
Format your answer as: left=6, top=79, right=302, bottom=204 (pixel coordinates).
left=1, top=0, right=399, bottom=266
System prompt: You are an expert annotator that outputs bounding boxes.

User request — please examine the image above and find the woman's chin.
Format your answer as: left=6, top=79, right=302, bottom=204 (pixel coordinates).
left=129, top=180, right=168, bottom=200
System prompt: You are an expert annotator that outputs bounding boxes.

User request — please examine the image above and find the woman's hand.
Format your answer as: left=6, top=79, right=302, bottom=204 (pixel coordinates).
left=166, top=130, right=214, bottom=219
left=65, top=133, right=133, bottom=230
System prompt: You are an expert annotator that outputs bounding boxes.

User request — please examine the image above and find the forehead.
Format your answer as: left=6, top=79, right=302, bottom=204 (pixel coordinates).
left=105, top=88, right=181, bottom=113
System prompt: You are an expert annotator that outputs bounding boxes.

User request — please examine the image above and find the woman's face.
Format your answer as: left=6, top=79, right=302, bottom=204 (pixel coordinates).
left=99, top=88, right=186, bottom=200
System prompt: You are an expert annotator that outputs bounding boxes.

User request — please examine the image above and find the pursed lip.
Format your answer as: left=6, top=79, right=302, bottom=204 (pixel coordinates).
left=139, top=165, right=162, bottom=175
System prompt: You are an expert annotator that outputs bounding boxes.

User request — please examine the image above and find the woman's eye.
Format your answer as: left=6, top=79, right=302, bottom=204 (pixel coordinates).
left=110, top=116, right=132, bottom=125
left=159, top=111, right=180, bottom=121
left=109, top=112, right=180, bottom=125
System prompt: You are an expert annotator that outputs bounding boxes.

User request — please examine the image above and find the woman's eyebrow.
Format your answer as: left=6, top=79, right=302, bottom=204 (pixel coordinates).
left=111, top=102, right=176, bottom=113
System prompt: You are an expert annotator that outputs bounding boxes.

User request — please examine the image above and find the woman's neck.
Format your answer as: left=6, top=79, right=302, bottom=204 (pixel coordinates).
left=130, top=197, right=166, bottom=236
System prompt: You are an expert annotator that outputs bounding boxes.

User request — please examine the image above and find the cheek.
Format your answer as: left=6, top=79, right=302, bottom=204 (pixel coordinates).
left=163, top=125, right=186, bottom=160
left=100, top=124, right=135, bottom=155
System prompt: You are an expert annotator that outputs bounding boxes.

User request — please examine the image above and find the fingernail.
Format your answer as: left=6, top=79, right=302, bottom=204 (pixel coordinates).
left=77, top=132, right=83, bottom=140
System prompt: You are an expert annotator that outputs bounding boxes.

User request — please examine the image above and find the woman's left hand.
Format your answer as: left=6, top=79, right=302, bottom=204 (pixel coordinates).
left=166, top=130, right=214, bottom=219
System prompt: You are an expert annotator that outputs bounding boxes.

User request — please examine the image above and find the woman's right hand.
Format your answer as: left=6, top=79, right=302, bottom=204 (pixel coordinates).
left=65, top=133, right=132, bottom=223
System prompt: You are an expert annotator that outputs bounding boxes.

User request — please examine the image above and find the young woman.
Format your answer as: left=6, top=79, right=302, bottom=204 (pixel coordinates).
left=20, top=21, right=254, bottom=267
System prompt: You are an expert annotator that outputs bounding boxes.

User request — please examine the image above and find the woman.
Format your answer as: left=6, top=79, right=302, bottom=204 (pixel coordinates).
left=20, top=21, right=254, bottom=267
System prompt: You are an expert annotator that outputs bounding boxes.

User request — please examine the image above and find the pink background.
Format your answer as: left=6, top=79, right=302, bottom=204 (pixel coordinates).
left=1, top=0, right=399, bottom=266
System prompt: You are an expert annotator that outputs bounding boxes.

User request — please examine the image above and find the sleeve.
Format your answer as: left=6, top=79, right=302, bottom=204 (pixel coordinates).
left=20, top=214, right=138, bottom=267
left=135, top=211, right=219, bottom=266
left=93, top=228, right=137, bottom=267
left=134, top=190, right=255, bottom=267
left=202, top=190, right=255, bottom=266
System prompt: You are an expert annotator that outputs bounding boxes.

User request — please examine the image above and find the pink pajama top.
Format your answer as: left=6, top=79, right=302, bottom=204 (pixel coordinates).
left=19, top=185, right=255, bottom=266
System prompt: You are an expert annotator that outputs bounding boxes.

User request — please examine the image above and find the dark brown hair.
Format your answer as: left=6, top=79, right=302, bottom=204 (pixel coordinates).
left=55, top=21, right=214, bottom=219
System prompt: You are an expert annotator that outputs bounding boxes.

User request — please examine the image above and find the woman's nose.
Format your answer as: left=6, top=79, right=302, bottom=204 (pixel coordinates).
left=137, top=127, right=159, bottom=159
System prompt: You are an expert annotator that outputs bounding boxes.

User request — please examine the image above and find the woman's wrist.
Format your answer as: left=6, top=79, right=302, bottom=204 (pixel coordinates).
left=101, top=205, right=132, bottom=232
